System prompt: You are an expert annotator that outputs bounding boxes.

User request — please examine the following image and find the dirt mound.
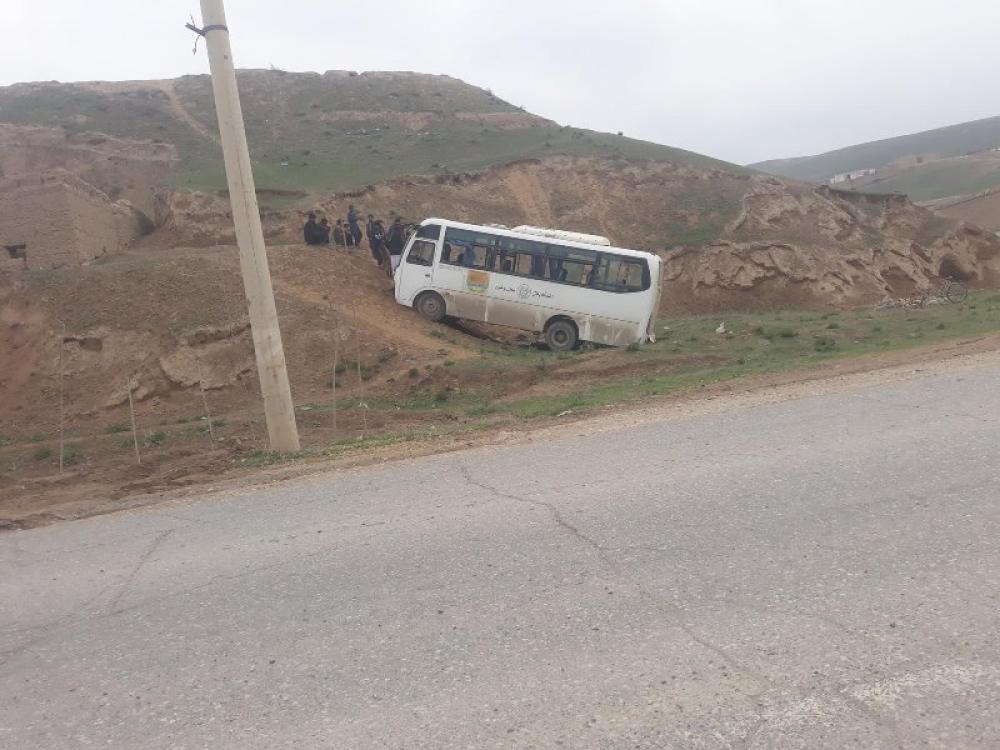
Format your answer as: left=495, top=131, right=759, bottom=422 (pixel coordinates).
left=0, top=123, right=175, bottom=221
left=147, top=156, right=1000, bottom=312
left=660, top=185, right=1000, bottom=312
left=0, top=172, right=151, bottom=271
left=153, top=156, right=752, bottom=252
left=932, top=187, right=1000, bottom=233
left=0, top=245, right=464, bottom=434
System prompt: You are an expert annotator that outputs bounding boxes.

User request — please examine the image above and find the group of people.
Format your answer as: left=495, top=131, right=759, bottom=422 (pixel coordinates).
left=302, top=204, right=411, bottom=276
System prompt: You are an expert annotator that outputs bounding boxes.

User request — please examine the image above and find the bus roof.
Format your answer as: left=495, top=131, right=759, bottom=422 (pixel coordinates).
left=421, top=217, right=657, bottom=262
left=511, top=225, right=611, bottom=247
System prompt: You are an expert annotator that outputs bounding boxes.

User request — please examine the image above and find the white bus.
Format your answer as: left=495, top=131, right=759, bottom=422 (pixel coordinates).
left=394, top=218, right=662, bottom=351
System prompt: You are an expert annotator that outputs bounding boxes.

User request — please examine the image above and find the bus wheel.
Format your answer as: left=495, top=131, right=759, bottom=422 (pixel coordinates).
left=415, top=292, right=446, bottom=322
left=545, top=319, right=577, bottom=352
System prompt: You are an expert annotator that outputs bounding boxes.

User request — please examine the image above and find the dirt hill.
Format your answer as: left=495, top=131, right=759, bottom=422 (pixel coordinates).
left=0, top=71, right=736, bottom=200
left=6, top=155, right=995, bottom=436
left=151, top=156, right=1000, bottom=312
left=930, top=187, right=1000, bottom=233
left=663, top=184, right=1000, bottom=311
left=751, top=115, right=1000, bottom=184
left=5, top=70, right=1000, bottom=479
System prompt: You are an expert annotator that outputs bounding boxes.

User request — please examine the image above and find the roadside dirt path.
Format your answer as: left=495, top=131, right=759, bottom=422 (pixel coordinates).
left=4, top=334, right=999, bottom=530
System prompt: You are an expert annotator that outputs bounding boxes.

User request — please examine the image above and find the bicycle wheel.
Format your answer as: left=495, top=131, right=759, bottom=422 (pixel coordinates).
left=944, top=281, right=968, bottom=304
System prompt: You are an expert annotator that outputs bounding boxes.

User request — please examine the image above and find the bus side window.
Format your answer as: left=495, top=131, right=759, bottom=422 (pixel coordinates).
left=514, top=252, right=535, bottom=276
left=525, top=241, right=546, bottom=278
left=469, top=244, right=491, bottom=270
left=546, top=245, right=597, bottom=286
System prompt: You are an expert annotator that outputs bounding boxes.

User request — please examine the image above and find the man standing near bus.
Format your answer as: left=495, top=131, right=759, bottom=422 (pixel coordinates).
left=385, top=217, right=406, bottom=275
left=365, top=214, right=378, bottom=261
left=347, top=204, right=363, bottom=248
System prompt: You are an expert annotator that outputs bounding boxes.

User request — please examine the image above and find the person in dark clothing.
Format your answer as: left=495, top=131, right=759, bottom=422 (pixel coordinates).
left=385, top=217, right=405, bottom=255
left=332, top=219, right=347, bottom=247
left=318, top=218, right=331, bottom=245
left=365, top=214, right=378, bottom=261
left=458, top=245, right=476, bottom=267
left=347, top=204, right=363, bottom=247
left=371, top=220, right=387, bottom=268
left=345, top=222, right=355, bottom=247
left=303, top=212, right=323, bottom=245
left=385, top=217, right=406, bottom=276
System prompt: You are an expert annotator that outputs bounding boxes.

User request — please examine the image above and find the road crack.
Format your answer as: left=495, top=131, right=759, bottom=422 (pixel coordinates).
left=105, top=528, right=174, bottom=613
left=459, top=465, right=618, bottom=570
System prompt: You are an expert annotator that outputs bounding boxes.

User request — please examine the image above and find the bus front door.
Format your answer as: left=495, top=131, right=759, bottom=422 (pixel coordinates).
left=397, top=238, right=437, bottom=305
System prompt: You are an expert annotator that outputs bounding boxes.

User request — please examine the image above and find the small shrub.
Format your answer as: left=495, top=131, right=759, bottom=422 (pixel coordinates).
left=443, top=360, right=455, bottom=367
left=626, top=342, right=641, bottom=352
left=826, top=322, right=840, bottom=330
left=776, top=328, right=798, bottom=339
left=104, top=423, right=128, bottom=434
left=872, top=324, right=883, bottom=333
left=33, top=446, right=52, bottom=461
left=433, top=390, right=450, bottom=403
left=63, top=445, right=82, bottom=465
left=936, top=322, right=947, bottom=330
left=408, top=367, right=419, bottom=378
left=813, top=335, right=837, bottom=352
left=428, top=329, right=446, bottom=339
left=145, top=431, right=166, bottom=447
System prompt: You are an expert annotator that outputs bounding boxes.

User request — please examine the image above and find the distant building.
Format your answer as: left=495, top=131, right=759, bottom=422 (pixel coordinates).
left=830, top=168, right=876, bottom=184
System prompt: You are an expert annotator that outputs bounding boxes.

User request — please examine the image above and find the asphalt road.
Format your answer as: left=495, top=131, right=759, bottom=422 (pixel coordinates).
left=3, top=358, right=1000, bottom=749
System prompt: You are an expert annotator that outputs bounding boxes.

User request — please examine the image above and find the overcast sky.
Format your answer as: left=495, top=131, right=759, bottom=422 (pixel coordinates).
left=4, top=0, right=999, bottom=164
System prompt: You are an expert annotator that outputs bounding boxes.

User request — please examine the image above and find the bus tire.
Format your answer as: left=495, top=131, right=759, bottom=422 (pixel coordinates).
left=415, top=292, right=446, bottom=322
left=545, top=319, right=578, bottom=352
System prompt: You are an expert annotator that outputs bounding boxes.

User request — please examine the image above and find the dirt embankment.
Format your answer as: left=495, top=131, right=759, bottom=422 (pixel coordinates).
left=154, top=155, right=753, bottom=253
left=152, top=156, right=1000, bottom=313
left=932, top=187, right=1000, bottom=233
left=0, top=123, right=175, bottom=221
left=0, top=245, right=466, bottom=435
left=0, top=171, right=154, bottom=271
left=661, top=183, right=1000, bottom=312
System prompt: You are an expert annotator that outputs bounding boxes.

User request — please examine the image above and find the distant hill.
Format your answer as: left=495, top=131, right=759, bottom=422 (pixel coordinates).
left=751, top=115, right=1000, bottom=185
left=0, top=70, right=739, bottom=199
left=847, top=151, right=1000, bottom=202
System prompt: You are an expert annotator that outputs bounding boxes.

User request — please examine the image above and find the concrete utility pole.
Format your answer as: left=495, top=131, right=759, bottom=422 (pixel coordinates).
left=193, top=0, right=300, bottom=452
